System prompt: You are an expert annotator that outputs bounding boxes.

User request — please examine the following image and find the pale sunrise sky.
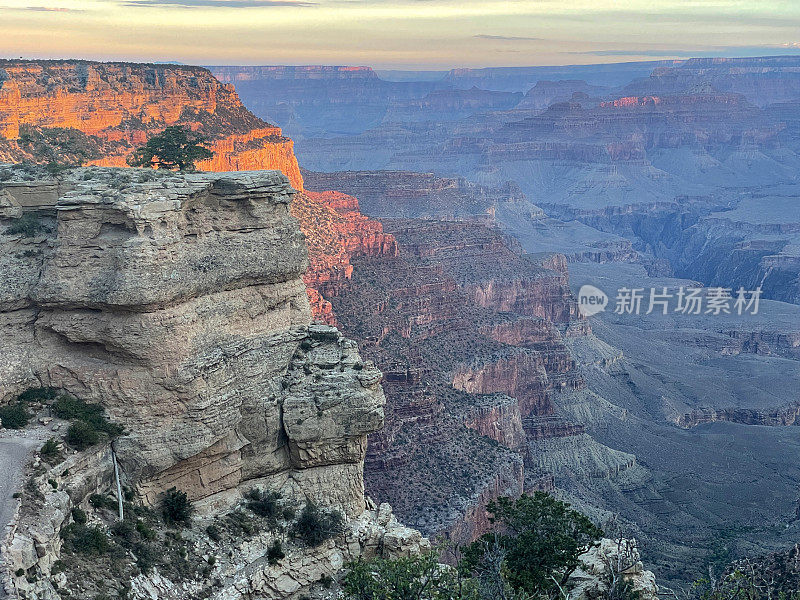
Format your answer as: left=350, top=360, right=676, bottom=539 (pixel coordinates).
left=1, top=0, right=800, bottom=69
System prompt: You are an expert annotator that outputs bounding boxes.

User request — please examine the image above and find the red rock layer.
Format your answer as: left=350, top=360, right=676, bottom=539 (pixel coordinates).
left=0, top=60, right=303, bottom=189
left=290, top=190, right=397, bottom=324
left=326, top=217, right=587, bottom=541
left=0, top=60, right=403, bottom=320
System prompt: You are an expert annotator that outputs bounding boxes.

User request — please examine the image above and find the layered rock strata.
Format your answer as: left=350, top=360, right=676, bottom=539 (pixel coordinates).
left=0, top=60, right=303, bottom=189
left=0, top=167, right=384, bottom=514
left=325, top=217, right=587, bottom=541
left=289, top=190, right=398, bottom=325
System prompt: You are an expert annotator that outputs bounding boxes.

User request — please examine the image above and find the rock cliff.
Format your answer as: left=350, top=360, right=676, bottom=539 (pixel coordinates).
left=290, top=190, right=398, bottom=325
left=0, top=166, right=381, bottom=512
left=324, top=217, right=587, bottom=541
left=0, top=60, right=303, bottom=189
left=0, top=166, right=430, bottom=600
left=0, top=59, right=401, bottom=329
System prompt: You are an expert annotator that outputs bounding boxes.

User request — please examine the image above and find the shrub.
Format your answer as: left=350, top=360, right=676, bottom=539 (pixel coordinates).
left=291, top=502, right=345, bottom=547
left=111, top=520, right=137, bottom=544
left=17, top=387, right=58, bottom=403
left=66, top=421, right=100, bottom=450
left=136, top=519, right=156, bottom=541
left=246, top=488, right=282, bottom=519
left=71, top=507, right=87, bottom=525
left=267, top=539, right=285, bottom=565
left=224, top=510, right=260, bottom=537
left=0, top=403, right=30, bottom=429
left=344, top=553, right=471, bottom=600
left=40, top=438, right=61, bottom=460
left=6, top=213, right=45, bottom=237
left=53, top=396, right=123, bottom=437
left=89, top=493, right=117, bottom=511
left=206, top=524, right=222, bottom=542
left=460, top=492, right=603, bottom=598
left=162, top=487, right=192, bottom=526
left=61, top=523, right=109, bottom=555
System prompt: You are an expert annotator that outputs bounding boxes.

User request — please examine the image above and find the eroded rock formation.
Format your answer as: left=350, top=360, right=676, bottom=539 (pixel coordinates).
left=324, top=217, right=587, bottom=541
left=0, top=60, right=303, bottom=189
left=290, top=190, right=397, bottom=325
left=0, top=167, right=382, bottom=513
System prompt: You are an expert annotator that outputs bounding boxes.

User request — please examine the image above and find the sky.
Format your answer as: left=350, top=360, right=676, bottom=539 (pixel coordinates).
left=1, top=0, right=800, bottom=69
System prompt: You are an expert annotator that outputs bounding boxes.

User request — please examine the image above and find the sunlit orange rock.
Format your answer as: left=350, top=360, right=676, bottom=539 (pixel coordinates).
left=290, top=190, right=397, bottom=324
left=0, top=60, right=303, bottom=188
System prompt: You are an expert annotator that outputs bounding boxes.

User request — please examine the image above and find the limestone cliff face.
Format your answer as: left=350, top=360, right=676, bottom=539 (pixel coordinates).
left=0, top=167, right=383, bottom=513
left=0, top=59, right=405, bottom=328
left=0, top=60, right=303, bottom=189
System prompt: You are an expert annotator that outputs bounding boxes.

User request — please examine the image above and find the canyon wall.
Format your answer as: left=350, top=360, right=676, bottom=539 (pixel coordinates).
left=324, top=216, right=588, bottom=542
left=0, top=60, right=303, bottom=189
left=290, top=190, right=398, bottom=325
left=0, top=60, right=403, bottom=327
left=0, top=167, right=384, bottom=514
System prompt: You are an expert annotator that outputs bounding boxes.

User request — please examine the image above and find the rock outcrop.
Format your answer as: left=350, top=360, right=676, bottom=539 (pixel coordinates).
left=0, top=60, right=303, bottom=189
left=569, top=538, right=658, bottom=600
left=0, top=167, right=382, bottom=513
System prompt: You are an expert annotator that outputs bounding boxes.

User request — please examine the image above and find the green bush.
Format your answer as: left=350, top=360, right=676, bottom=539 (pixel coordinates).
left=136, top=519, right=156, bottom=541
left=6, top=213, right=45, bottom=237
left=460, top=492, right=603, bottom=598
left=0, top=403, right=30, bottom=429
left=224, top=510, right=260, bottom=537
left=18, top=387, right=58, bottom=403
left=291, top=502, right=345, bottom=547
left=66, top=421, right=100, bottom=450
left=110, top=520, right=136, bottom=543
left=344, top=553, right=472, bottom=600
left=206, top=524, right=222, bottom=542
left=71, top=507, right=87, bottom=525
left=61, top=523, right=109, bottom=555
left=53, top=396, right=123, bottom=437
left=89, top=493, right=117, bottom=511
left=267, top=539, right=285, bottom=565
left=40, top=438, right=61, bottom=460
left=162, top=487, right=192, bottom=526
left=246, top=488, right=282, bottom=519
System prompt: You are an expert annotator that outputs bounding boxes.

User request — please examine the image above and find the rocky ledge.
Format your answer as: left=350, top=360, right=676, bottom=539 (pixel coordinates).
left=0, top=166, right=383, bottom=512
left=0, top=166, right=428, bottom=599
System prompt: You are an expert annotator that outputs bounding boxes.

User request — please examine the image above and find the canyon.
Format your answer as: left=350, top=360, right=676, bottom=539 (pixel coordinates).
left=3, top=54, right=800, bottom=593
left=0, top=166, right=428, bottom=600
left=226, top=55, right=800, bottom=588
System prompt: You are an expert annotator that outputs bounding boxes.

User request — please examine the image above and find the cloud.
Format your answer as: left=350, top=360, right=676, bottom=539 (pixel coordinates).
left=122, top=0, right=315, bottom=7
left=783, top=42, right=800, bottom=49
left=0, top=5, right=80, bottom=10
left=474, top=34, right=543, bottom=41
left=569, top=49, right=710, bottom=57
left=565, top=45, right=800, bottom=59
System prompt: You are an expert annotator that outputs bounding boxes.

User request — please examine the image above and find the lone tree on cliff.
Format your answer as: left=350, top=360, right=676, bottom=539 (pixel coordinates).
left=128, top=125, right=213, bottom=171
left=460, top=492, right=603, bottom=598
